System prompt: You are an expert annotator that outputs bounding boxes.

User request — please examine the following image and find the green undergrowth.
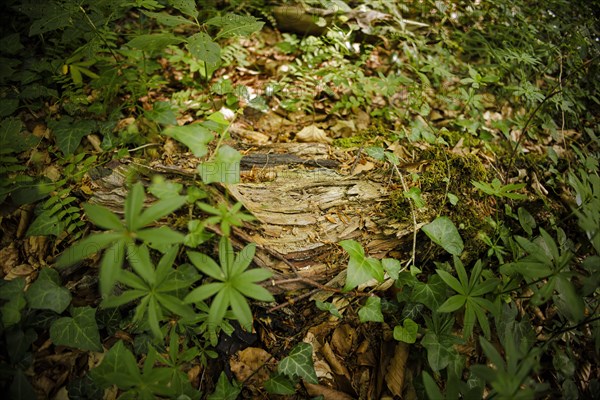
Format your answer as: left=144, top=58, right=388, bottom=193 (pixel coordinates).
left=0, top=0, right=599, bottom=399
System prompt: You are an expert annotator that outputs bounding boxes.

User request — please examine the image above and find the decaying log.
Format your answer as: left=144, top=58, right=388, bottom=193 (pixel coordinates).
left=86, top=143, right=430, bottom=294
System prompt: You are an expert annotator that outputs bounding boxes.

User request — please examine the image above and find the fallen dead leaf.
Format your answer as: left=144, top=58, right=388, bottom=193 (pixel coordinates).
left=330, top=120, right=356, bottom=138
left=304, top=382, right=355, bottom=400
left=44, top=165, right=62, bottom=182
left=0, top=243, right=20, bottom=275
left=385, top=342, right=409, bottom=397
left=356, top=339, right=376, bottom=367
left=32, top=124, right=51, bottom=139
left=230, top=347, right=273, bottom=384
left=5, top=263, right=35, bottom=281
left=296, top=125, right=332, bottom=143
left=87, top=134, right=103, bottom=152
left=321, top=342, right=350, bottom=378
left=352, top=160, right=375, bottom=174
left=331, top=324, right=357, bottom=355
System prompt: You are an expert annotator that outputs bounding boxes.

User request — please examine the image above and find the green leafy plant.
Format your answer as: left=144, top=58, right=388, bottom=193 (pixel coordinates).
left=184, top=236, right=274, bottom=343
left=339, top=239, right=385, bottom=291
left=471, top=336, right=542, bottom=399
left=436, top=257, right=500, bottom=339
left=264, top=342, right=318, bottom=395
left=90, top=340, right=199, bottom=400
left=49, top=306, right=102, bottom=352
left=196, top=201, right=254, bottom=237
left=472, top=178, right=527, bottom=200
left=422, top=216, right=464, bottom=255
left=56, top=182, right=186, bottom=295
left=500, top=228, right=585, bottom=321
left=101, top=244, right=197, bottom=338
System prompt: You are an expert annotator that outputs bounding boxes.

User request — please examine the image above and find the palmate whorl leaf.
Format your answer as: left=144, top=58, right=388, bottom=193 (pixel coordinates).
left=188, top=251, right=223, bottom=280
left=83, top=203, right=123, bottom=231
left=136, top=195, right=186, bottom=228
left=56, top=231, right=123, bottom=268
left=231, top=243, right=256, bottom=275
left=125, top=182, right=145, bottom=231
left=234, top=281, right=274, bottom=302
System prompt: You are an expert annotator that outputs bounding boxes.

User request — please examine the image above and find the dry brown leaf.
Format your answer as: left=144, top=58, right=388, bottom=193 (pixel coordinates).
left=304, top=382, right=355, bottom=400
left=353, top=160, right=375, bottom=174
left=87, top=134, right=103, bottom=152
left=331, top=324, right=357, bottom=355
left=32, top=124, right=51, bottom=139
left=355, top=109, right=370, bottom=131
left=385, top=342, right=409, bottom=397
left=321, top=342, right=350, bottom=378
left=296, top=125, right=332, bottom=143
left=230, top=347, right=273, bottom=384
left=330, top=119, right=356, bottom=138
left=356, top=339, right=376, bottom=367
left=0, top=243, right=21, bottom=275
left=5, top=264, right=34, bottom=281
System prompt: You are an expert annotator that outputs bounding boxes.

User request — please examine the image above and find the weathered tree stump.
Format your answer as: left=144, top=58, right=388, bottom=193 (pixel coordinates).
left=87, top=143, right=430, bottom=294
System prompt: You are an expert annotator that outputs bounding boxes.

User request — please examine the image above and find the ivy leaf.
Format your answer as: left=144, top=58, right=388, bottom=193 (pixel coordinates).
left=49, top=306, right=102, bottom=352
left=89, top=340, right=140, bottom=388
left=411, top=275, right=446, bottom=310
left=393, top=318, right=419, bottom=343
left=8, top=369, right=36, bottom=400
left=264, top=372, right=297, bottom=395
left=162, top=124, right=213, bottom=157
left=339, top=239, right=384, bottom=292
left=207, top=372, right=241, bottom=400
left=422, top=216, right=464, bottom=255
left=278, top=342, right=318, bottom=384
left=48, top=116, right=96, bottom=156
left=0, top=117, right=36, bottom=152
left=382, top=258, right=401, bottom=280
left=315, top=301, right=341, bottom=318
left=404, top=187, right=426, bottom=208
left=421, top=332, right=458, bottom=371
left=365, top=146, right=385, bottom=160
left=198, top=145, right=242, bottom=184
left=358, top=296, right=384, bottom=323
left=1, top=294, right=27, bottom=328
left=187, top=32, right=221, bottom=64
left=25, top=268, right=71, bottom=313
left=6, top=327, right=37, bottom=365
left=0, top=278, right=26, bottom=327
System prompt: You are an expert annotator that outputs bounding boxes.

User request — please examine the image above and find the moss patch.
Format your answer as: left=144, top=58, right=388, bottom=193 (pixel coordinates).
left=387, top=148, right=495, bottom=261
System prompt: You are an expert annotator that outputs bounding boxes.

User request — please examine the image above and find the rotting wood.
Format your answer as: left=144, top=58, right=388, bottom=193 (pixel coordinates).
left=86, top=144, right=431, bottom=294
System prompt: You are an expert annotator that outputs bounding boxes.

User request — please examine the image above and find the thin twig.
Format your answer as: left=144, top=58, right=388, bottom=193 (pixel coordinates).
left=392, top=163, right=418, bottom=269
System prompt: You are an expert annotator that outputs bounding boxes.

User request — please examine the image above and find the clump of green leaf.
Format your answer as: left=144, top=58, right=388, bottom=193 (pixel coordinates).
left=436, top=256, right=500, bottom=339
left=101, top=244, right=197, bottom=338
left=56, top=182, right=186, bottom=295
left=500, top=228, right=585, bottom=321
left=264, top=342, right=318, bottom=395
left=196, top=201, right=254, bottom=236
left=472, top=178, right=527, bottom=200
left=90, top=339, right=200, bottom=400
left=184, top=236, right=274, bottom=344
